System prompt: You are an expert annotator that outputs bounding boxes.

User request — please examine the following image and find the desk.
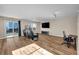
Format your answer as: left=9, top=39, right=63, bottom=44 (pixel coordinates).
left=68, top=35, right=77, bottom=50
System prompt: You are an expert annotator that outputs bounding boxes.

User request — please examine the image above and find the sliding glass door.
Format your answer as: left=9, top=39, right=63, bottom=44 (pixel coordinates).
left=14, top=21, right=19, bottom=33
left=6, top=21, right=19, bottom=36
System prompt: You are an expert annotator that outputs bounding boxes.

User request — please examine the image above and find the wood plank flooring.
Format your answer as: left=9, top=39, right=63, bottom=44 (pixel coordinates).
left=0, top=34, right=77, bottom=55
left=12, top=43, right=54, bottom=55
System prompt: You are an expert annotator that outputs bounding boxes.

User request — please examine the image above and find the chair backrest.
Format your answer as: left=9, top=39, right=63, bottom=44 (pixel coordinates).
left=74, top=35, right=78, bottom=40
left=30, top=30, right=34, bottom=36
left=28, top=28, right=34, bottom=37
left=63, top=31, right=67, bottom=39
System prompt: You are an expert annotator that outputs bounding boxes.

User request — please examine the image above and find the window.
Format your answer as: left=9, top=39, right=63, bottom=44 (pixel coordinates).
left=29, top=23, right=37, bottom=30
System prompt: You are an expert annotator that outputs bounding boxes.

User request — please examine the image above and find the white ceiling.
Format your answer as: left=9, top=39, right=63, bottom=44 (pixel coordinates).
left=0, top=4, right=79, bottom=22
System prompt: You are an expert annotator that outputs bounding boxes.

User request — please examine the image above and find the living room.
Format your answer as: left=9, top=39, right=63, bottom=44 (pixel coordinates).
left=0, top=4, right=79, bottom=55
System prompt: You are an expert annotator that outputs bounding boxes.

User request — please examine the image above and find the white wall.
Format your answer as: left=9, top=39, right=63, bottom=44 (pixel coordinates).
left=77, top=14, right=79, bottom=54
left=0, top=18, right=6, bottom=39
left=49, top=16, right=77, bottom=37
left=0, top=16, right=76, bottom=38
left=36, top=22, right=41, bottom=33
left=40, top=16, right=77, bottom=37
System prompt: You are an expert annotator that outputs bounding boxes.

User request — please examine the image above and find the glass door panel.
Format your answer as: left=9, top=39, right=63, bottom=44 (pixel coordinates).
left=14, top=22, right=19, bottom=33
left=6, top=21, right=13, bottom=34
left=6, top=21, right=19, bottom=36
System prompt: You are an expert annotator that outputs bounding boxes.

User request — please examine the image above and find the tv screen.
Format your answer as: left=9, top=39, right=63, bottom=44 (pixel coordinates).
left=42, top=22, right=49, bottom=28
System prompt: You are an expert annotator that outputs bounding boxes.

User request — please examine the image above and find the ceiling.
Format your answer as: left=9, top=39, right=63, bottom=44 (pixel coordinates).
left=0, top=4, right=79, bottom=22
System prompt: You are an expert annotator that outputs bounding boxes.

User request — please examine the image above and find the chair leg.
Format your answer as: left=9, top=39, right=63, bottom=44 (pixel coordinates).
left=32, top=37, right=33, bottom=40
left=61, top=42, right=66, bottom=45
left=67, top=42, right=70, bottom=48
left=61, top=42, right=70, bottom=48
left=61, top=42, right=64, bottom=45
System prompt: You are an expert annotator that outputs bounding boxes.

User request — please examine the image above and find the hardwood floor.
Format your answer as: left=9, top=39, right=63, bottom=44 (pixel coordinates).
left=0, top=34, right=77, bottom=55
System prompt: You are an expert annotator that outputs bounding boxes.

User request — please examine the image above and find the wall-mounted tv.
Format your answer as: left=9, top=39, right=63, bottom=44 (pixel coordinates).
left=42, top=22, right=50, bottom=28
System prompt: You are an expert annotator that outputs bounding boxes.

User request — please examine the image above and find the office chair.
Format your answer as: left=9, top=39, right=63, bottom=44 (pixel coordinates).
left=62, top=31, right=70, bottom=48
left=26, top=27, right=38, bottom=40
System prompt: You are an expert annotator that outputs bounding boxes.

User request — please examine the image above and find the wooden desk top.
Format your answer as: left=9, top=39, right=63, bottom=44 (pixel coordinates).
left=68, top=34, right=77, bottom=39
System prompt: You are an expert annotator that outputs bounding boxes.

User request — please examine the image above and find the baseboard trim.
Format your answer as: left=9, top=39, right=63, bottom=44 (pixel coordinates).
left=41, top=33, right=63, bottom=38
left=49, top=35, right=63, bottom=38
left=0, top=35, right=19, bottom=39
left=0, top=37, right=7, bottom=39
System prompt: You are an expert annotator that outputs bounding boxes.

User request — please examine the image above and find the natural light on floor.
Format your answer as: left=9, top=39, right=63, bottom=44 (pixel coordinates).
left=12, top=43, right=53, bottom=55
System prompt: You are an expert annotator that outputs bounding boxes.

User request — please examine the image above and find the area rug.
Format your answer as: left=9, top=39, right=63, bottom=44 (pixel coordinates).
left=12, top=43, right=53, bottom=55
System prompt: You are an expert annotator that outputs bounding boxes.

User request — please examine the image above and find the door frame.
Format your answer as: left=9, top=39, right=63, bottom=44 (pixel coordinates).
left=5, top=20, right=19, bottom=37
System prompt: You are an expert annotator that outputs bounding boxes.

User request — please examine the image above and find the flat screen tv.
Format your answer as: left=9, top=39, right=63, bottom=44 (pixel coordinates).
left=42, top=22, right=49, bottom=28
